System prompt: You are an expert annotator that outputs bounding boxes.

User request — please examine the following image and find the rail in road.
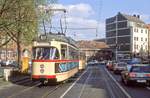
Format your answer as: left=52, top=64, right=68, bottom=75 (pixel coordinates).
left=0, top=65, right=149, bottom=98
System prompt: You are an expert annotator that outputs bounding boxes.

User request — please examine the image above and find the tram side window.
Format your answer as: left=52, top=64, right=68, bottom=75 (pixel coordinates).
left=69, top=46, right=78, bottom=60
left=54, top=49, right=60, bottom=59
left=61, top=44, right=67, bottom=59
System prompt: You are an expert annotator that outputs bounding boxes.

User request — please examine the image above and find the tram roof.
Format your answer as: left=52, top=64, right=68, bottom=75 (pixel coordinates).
left=33, top=33, right=78, bottom=47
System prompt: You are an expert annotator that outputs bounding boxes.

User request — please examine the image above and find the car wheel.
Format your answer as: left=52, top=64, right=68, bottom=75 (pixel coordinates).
left=146, top=81, right=150, bottom=87
left=114, top=71, right=117, bottom=74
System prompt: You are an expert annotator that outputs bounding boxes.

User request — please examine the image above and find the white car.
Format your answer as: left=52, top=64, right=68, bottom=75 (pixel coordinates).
left=88, top=60, right=98, bottom=65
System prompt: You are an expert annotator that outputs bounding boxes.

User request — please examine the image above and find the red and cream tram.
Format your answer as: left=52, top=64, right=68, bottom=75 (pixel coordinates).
left=31, top=34, right=79, bottom=83
left=79, top=51, right=86, bottom=71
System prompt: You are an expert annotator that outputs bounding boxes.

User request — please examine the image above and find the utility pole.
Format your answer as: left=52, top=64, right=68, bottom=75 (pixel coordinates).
left=5, top=34, right=8, bottom=62
left=115, top=14, right=118, bottom=61
left=148, top=29, right=150, bottom=63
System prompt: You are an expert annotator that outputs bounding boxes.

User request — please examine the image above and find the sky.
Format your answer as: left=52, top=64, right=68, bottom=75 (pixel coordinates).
left=47, top=0, right=150, bottom=40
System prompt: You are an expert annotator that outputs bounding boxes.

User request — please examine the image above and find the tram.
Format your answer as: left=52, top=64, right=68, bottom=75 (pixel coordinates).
left=31, top=33, right=79, bottom=83
left=79, top=51, right=86, bottom=71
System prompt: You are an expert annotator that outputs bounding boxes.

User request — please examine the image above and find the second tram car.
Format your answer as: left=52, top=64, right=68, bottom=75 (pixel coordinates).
left=31, top=34, right=79, bottom=83
left=79, top=51, right=86, bottom=71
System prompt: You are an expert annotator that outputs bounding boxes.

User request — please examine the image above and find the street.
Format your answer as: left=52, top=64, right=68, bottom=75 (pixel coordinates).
left=0, top=64, right=149, bottom=98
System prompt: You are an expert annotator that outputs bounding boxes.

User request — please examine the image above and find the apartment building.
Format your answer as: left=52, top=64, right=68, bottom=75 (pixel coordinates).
left=106, top=12, right=149, bottom=59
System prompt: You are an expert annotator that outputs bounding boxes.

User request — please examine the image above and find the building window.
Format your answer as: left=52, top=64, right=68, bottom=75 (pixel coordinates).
left=145, top=30, right=147, bottom=34
left=137, top=29, right=138, bottom=32
left=137, top=37, right=138, bottom=41
left=141, top=38, right=143, bottom=41
left=134, top=28, right=136, bottom=32
left=134, top=37, right=136, bottom=41
left=134, top=45, right=136, bottom=50
left=137, top=45, right=138, bottom=49
left=145, top=38, right=147, bottom=41
left=141, top=29, right=143, bottom=33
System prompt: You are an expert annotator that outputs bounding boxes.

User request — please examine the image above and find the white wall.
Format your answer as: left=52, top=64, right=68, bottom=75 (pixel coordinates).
left=132, top=26, right=148, bottom=54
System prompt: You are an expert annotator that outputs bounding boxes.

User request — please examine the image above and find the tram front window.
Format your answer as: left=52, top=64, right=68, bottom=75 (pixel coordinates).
left=33, top=47, right=59, bottom=60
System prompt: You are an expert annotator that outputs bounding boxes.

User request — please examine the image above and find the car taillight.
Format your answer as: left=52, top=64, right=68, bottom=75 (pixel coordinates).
left=129, top=73, right=136, bottom=77
left=145, top=74, right=150, bottom=77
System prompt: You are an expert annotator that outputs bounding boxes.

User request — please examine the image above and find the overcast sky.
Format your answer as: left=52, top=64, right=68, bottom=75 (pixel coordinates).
left=47, top=0, right=150, bottom=40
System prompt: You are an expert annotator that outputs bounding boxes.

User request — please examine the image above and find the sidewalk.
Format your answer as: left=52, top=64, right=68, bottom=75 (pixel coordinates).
left=0, top=78, right=12, bottom=90
left=0, top=74, right=30, bottom=89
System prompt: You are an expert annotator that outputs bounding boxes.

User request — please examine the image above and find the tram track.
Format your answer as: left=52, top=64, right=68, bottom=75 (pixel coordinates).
left=78, top=70, right=92, bottom=98
left=41, top=83, right=63, bottom=98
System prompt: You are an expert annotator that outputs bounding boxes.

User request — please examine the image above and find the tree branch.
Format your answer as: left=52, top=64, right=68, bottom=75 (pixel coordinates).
left=0, top=37, right=11, bottom=47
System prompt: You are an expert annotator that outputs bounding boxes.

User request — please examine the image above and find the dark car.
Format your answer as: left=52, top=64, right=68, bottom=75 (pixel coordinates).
left=121, top=64, right=150, bottom=86
left=113, top=62, right=127, bottom=74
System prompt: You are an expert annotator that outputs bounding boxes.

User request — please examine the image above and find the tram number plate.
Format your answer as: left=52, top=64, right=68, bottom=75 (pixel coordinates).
left=137, top=80, right=146, bottom=83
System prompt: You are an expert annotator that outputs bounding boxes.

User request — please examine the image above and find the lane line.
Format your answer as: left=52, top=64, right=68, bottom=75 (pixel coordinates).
left=7, top=82, right=41, bottom=98
left=104, top=68, right=132, bottom=98
left=78, top=71, right=92, bottom=98
left=100, top=68, right=116, bottom=98
left=59, top=68, right=88, bottom=98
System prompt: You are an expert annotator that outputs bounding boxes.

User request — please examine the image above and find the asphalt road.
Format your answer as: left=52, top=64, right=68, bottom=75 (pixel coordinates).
left=108, top=68, right=150, bottom=98
left=0, top=64, right=149, bottom=98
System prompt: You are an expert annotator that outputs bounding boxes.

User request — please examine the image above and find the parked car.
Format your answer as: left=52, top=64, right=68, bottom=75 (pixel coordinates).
left=88, top=60, right=98, bottom=66
left=99, top=60, right=107, bottom=65
left=113, top=62, right=127, bottom=74
left=106, top=61, right=114, bottom=70
left=0, top=60, right=18, bottom=67
left=121, top=64, right=150, bottom=86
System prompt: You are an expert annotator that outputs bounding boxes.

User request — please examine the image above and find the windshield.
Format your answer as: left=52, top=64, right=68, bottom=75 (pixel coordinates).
left=33, top=47, right=59, bottom=60
left=131, top=66, right=150, bottom=73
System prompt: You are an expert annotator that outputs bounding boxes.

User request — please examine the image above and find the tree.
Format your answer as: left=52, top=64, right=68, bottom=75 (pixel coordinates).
left=0, top=0, right=57, bottom=66
left=0, top=0, right=38, bottom=66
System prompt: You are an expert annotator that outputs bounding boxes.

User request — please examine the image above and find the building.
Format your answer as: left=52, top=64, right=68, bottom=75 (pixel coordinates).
left=106, top=12, right=149, bottom=59
left=0, top=34, right=32, bottom=61
left=146, top=24, right=150, bottom=57
left=0, top=34, right=17, bottom=61
left=94, top=38, right=106, bottom=43
left=77, top=40, right=108, bottom=60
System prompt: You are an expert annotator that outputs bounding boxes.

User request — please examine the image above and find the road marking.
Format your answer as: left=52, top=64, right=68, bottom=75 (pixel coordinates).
left=146, top=87, right=150, bottom=90
left=7, top=82, right=41, bottom=98
left=103, top=72, right=116, bottom=98
left=104, top=68, right=132, bottom=98
left=59, top=68, right=88, bottom=98
left=78, top=71, right=92, bottom=98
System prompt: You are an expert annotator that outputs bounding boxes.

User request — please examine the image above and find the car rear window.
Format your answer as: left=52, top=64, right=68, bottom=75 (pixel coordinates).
left=131, top=66, right=150, bottom=73
left=118, top=63, right=127, bottom=66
